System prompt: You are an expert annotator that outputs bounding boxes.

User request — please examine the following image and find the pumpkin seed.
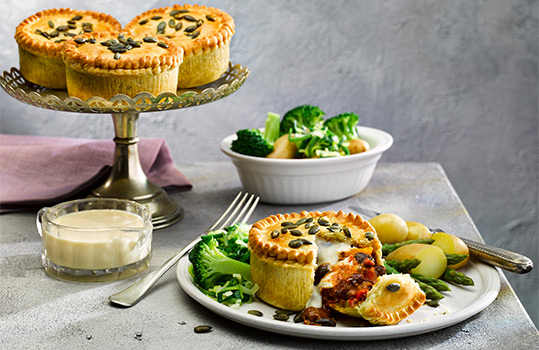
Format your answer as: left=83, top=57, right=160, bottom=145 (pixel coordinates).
left=295, top=218, right=308, bottom=225
left=318, top=217, right=330, bottom=226
left=54, top=39, right=66, bottom=43
left=275, top=309, right=296, bottom=315
left=118, top=36, right=128, bottom=45
left=308, top=225, right=320, bottom=234
left=72, top=15, right=83, bottom=21
left=64, top=32, right=76, bottom=37
left=299, top=238, right=313, bottom=245
left=327, top=226, right=341, bottom=233
left=157, top=41, right=169, bottom=49
left=179, top=9, right=190, bottom=13
left=151, top=15, right=163, bottom=20
left=39, top=31, right=50, bottom=39
left=113, top=52, right=121, bottom=60
left=49, top=31, right=59, bottom=38
left=290, top=229, right=303, bottom=236
left=130, top=40, right=142, bottom=47
left=196, top=19, right=204, bottom=27
left=293, top=310, right=304, bottom=323
left=273, top=314, right=289, bottom=321
left=48, top=20, right=54, bottom=28
left=157, top=21, right=166, bottom=32
left=365, top=231, right=375, bottom=240
left=168, top=19, right=176, bottom=28
left=281, top=227, right=288, bottom=234
left=386, top=283, right=401, bottom=292
left=304, top=222, right=314, bottom=229
left=194, top=325, right=213, bottom=333
left=288, top=239, right=303, bottom=248
left=68, top=24, right=76, bottom=29
left=87, top=38, right=96, bottom=44
left=271, top=230, right=280, bottom=239
left=139, top=18, right=149, bottom=25
left=343, top=226, right=352, bottom=238
left=143, top=36, right=158, bottom=43
left=175, top=22, right=183, bottom=31
left=183, top=15, right=197, bottom=22
left=67, top=20, right=76, bottom=25
left=247, top=310, right=263, bottom=317
left=281, top=222, right=294, bottom=227
left=74, top=37, right=86, bottom=44
left=56, top=25, right=68, bottom=32
left=170, top=10, right=180, bottom=17
left=206, top=15, right=215, bottom=22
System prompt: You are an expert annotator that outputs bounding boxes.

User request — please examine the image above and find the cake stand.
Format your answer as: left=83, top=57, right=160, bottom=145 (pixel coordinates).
left=0, top=63, right=250, bottom=229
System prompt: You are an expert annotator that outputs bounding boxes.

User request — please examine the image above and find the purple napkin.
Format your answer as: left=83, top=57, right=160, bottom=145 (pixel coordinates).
left=0, top=134, right=192, bottom=213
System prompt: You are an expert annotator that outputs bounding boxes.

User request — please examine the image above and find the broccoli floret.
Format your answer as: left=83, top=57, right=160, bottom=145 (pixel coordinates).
left=280, top=105, right=325, bottom=134
left=291, top=127, right=350, bottom=158
left=230, top=129, right=273, bottom=157
left=230, top=112, right=282, bottom=157
left=204, top=223, right=251, bottom=263
left=189, top=237, right=251, bottom=290
left=324, top=112, right=360, bottom=141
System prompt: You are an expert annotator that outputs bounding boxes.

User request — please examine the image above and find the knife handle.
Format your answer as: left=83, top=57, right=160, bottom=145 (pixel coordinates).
left=460, top=237, right=533, bottom=274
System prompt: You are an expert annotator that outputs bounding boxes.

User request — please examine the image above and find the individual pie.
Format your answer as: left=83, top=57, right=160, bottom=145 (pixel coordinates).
left=14, top=8, right=121, bottom=89
left=124, top=4, right=234, bottom=88
left=62, top=32, right=183, bottom=100
left=248, top=210, right=426, bottom=325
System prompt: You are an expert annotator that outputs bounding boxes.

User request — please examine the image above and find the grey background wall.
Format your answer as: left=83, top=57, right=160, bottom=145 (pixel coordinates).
left=0, top=0, right=537, bottom=326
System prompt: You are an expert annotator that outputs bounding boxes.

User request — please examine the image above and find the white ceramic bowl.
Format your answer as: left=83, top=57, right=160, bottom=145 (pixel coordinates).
left=220, top=126, right=393, bottom=204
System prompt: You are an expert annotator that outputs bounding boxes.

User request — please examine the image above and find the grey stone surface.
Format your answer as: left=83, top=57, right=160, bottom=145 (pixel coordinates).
left=0, top=162, right=537, bottom=349
left=0, top=0, right=537, bottom=327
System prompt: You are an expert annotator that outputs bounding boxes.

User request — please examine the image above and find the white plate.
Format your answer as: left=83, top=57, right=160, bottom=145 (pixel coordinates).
left=176, top=257, right=500, bottom=340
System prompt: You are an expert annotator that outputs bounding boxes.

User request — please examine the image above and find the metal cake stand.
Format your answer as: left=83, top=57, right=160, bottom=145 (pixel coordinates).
left=0, top=63, right=249, bottom=229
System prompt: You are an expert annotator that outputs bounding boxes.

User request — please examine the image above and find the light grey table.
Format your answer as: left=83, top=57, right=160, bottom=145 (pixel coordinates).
left=1, top=162, right=537, bottom=349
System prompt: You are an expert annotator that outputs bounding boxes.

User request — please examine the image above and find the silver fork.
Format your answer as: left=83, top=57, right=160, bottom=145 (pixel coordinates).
left=109, top=192, right=260, bottom=307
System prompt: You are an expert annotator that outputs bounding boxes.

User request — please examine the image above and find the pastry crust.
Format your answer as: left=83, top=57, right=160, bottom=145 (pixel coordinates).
left=124, top=4, right=234, bottom=88
left=14, top=8, right=121, bottom=88
left=358, top=274, right=426, bottom=325
left=249, top=210, right=382, bottom=311
left=62, top=32, right=183, bottom=100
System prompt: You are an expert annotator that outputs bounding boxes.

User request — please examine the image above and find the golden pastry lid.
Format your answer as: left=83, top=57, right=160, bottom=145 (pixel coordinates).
left=124, top=4, right=235, bottom=57
left=15, top=8, right=121, bottom=58
left=62, top=31, right=183, bottom=74
left=249, top=210, right=382, bottom=265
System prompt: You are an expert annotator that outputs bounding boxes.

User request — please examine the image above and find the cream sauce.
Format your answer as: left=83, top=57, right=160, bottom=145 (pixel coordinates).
left=43, top=209, right=151, bottom=270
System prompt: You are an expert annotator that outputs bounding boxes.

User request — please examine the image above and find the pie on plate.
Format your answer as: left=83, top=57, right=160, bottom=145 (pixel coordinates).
left=248, top=211, right=426, bottom=325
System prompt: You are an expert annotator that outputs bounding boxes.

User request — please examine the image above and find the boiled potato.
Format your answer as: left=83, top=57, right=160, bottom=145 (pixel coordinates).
left=266, top=134, right=297, bottom=159
left=431, top=232, right=470, bottom=269
left=368, top=213, right=408, bottom=244
left=405, top=221, right=431, bottom=240
left=386, top=243, right=447, bottom=278
left=349, top=138, right=370, bottom=154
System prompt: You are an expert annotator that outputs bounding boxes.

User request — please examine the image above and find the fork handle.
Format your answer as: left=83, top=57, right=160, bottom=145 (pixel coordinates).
left=109, top=237, right=200, bottom=307
left=460, top=237, right=533, bottom=274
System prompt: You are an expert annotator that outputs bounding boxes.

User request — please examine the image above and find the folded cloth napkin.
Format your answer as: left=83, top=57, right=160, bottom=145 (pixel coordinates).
left=0, top=134, right=192, bottom=213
